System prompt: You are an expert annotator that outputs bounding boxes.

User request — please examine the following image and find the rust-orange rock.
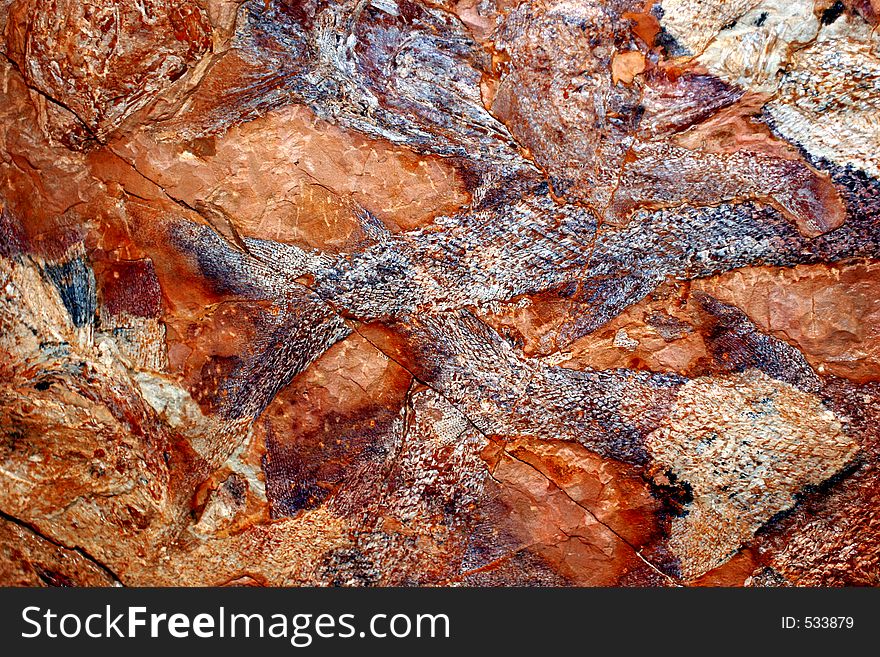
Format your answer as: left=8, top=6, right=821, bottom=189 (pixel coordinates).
left=694, top=262, right=880, bottom=382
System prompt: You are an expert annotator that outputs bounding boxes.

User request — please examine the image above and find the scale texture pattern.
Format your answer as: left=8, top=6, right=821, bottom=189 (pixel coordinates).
left=0, top=0, right=878, bottom=586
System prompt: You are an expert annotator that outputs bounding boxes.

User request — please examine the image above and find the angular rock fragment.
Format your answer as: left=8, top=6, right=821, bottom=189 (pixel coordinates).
left=647, top=369, right=858, bottom=580
left=4, top=0, right=212, bottom=145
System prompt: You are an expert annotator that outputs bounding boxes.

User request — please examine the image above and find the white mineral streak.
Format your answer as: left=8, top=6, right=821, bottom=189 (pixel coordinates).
left=370, top=0, right=400, bottom=16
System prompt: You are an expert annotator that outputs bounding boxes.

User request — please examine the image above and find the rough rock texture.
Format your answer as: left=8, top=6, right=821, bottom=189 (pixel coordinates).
left=0, top=0, right=878, bottom=586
